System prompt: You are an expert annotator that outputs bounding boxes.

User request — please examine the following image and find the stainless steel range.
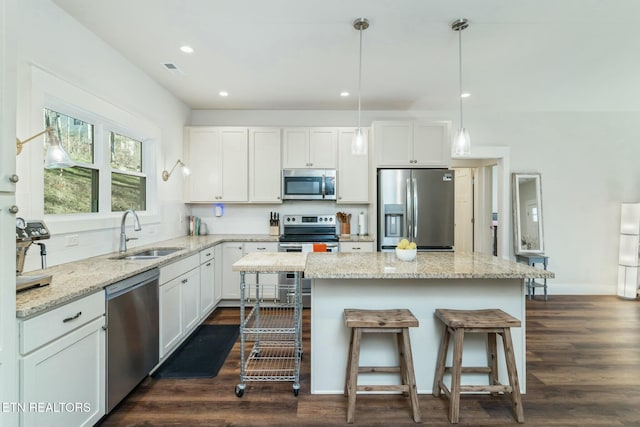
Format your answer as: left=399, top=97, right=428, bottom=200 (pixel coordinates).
left=278, top=214, right=339, bottom=307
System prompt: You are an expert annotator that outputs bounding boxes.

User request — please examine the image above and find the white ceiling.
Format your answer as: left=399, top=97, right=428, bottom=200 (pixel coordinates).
left=52, top=0, right=640, bottom=112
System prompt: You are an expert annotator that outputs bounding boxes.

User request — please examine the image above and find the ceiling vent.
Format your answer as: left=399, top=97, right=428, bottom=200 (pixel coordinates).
left=162, top=62, right=184, bottom=75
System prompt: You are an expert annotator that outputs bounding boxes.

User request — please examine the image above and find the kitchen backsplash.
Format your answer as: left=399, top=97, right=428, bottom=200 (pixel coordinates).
left=189, top=203, right=369, bottom=236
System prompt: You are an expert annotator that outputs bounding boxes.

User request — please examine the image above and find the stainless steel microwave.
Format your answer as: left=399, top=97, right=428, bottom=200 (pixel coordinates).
left=282, top=169, right=336, bottom=200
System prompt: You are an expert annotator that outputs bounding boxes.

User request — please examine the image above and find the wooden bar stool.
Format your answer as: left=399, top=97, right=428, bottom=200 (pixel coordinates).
left=343, top=308, right=421, bottom=424
left=432, top=308, right=524, bottom=424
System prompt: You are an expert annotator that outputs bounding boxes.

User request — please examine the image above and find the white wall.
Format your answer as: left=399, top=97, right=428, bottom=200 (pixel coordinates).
left=191, top=109, right=640, bottom=295
left=15, top=0, right=191, bottom=270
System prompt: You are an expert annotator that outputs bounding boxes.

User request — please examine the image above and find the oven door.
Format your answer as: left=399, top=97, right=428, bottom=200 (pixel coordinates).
left=277, top=242, right=338, bottom=307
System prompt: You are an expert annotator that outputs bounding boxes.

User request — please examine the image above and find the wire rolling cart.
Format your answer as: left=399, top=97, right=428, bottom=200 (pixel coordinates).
left=235, top=270, right=303, bottom=397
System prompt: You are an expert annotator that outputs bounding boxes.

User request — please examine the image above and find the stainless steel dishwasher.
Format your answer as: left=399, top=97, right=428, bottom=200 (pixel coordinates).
left=105, top=268, right=159, bottom=413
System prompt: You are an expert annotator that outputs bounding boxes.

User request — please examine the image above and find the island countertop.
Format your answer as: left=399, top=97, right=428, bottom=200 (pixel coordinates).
left=304, top=251, right=555, bottom=279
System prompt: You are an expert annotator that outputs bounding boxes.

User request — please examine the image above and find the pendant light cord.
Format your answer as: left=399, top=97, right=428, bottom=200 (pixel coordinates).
left=458, top=24, right=464, bottom=128
left=358, top=25, right=363, bottom=131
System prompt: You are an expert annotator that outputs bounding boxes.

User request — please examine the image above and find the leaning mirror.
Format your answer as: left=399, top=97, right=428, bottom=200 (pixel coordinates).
left=512, top=173, right=544, bottom=255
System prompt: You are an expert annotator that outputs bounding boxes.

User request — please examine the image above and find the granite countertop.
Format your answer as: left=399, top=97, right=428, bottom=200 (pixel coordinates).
left=16, top=234, right=279, bottom=318
left=232, top=252, right=307, bottom=272
left=304, top=251, right=556, bottom=280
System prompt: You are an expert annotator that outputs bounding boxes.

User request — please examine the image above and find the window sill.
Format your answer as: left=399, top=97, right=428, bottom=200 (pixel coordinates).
left=44, top=211, right=161, bottom=234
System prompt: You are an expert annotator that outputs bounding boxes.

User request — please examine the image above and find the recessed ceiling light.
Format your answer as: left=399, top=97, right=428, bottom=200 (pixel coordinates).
left=219, top=91, right=229, bottom=97
left=180, top=45, right=194, bottom=54
left=340, top=91, right=350, bottom=97
left=461, top=92, right=471, bottom=98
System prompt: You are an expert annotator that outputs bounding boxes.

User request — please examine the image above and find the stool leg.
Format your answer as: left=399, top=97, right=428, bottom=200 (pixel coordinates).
left=400, top=328, right=421, bottom=422
left=432, top=324, right=450, bottom=397
left=344, top=328, right=355, bottom=397
left=396, top=332, right=409, bottom=397
left=487, top=332, right=500, bottom=397
left=543, top=278, right=548, bottom=301
left=449, top=328, right=465, bottom=424
left=502, top=328, right=524, bottom=423
left=346, top=328, right=362, bottom=424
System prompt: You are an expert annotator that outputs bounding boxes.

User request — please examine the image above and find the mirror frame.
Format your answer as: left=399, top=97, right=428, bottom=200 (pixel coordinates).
left=512, top=173, right=545, bottom=255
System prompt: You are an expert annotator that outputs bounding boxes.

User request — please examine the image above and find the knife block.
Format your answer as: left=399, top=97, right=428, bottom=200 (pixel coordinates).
left=269, top=225, right=280, bottom=236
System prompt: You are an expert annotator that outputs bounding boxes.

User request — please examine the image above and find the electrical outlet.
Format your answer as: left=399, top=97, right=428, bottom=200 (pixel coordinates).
left=65, top=235, right=79, bottom=246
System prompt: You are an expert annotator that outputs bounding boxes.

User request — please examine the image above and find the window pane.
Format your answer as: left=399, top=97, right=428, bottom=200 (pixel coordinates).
left=111, top=172, right=146, bottom=212
left=110, top=132, right=142, bottom=172
left=44, top=109, right=94, bottom=164
left=44, top=167, right=99, bottom=214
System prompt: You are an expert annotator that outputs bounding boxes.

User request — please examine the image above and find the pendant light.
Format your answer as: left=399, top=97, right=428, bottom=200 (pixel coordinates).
left=352, top=18, right=369, bottom=156
left=452, top=18, right=470, bottom=156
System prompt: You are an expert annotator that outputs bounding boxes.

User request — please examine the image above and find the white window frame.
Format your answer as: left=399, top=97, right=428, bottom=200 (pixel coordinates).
left=25, top=66, right=159, bottom=233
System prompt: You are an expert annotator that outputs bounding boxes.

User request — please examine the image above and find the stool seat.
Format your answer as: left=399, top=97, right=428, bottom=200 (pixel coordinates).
left=433, top=308, right=524, bottom=424
left=435, top=308, right=521, bottom=329
left=344, top=308, right=419, bottom=328
left=344, top=308, right=420, bottom=423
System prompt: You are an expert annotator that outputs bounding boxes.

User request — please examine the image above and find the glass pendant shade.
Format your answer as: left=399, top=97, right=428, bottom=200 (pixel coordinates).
left=351, top=127, right=368, bottom=156
left=44, top=129, right=74, bottom=169
left=453, top=127, right=470, bottom=156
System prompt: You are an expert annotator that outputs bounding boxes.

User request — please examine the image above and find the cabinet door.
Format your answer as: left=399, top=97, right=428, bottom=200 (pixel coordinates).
left=214, top=244, right=223, bottom=305
left=20, top=318, right=105, bottom=427
left=243, top=242, right=278, bottom=300
left=181, top=267, right=201, bottom=334
left=186, top=127, right=221, bottom=202
left=219, top=127, right=248, bottom=202
left=249, top=127, right=282, bottom=203
left=222, top=243, right=244, bottom=299
left=309, top=127, right=337, bottom=168
left=337, top=128, right=369, bottom=203
left=413, top=121, right=451, bottom=166
left=282, top=128, right=310, bottom=168
left=160, top=276, right=182, bottom=357
left=200, top=259, right=215, bottom=319
left=374, top=121, right=413, bottom=166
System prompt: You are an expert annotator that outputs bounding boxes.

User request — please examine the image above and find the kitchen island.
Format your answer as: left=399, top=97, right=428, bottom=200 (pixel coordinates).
left=303, top=251, right=554, bottom=395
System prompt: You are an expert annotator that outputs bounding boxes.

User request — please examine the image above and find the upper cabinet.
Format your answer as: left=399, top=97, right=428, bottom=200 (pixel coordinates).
left=283, top=127, right=337, bottom=169
left=185, top=127, right=248, bottom=203
left=373, top=120, right=451, bottom=168
left=249, top=128, right=282, bottom=203
left=337, top=128, right=369, bottom=204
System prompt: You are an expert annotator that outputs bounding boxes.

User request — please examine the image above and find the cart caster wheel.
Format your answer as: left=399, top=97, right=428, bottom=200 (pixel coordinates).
left=293, top=385, right=300, bottom=396
left=235, top=385, right=245, bottom=397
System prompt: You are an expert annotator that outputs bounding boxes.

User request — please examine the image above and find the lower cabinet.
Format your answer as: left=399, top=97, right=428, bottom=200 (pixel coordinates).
left=18, top=291, right=105, bottom=427
left=339, top=241, right=375, bottom=252
left=159, top=253, right=200, bottom=359
left=221, top=241, right=278, bottom=302
left=199, top=247, right=216, bottom=320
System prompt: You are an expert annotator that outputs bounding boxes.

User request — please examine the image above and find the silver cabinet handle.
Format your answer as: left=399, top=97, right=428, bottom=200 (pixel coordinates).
left=9, top=205, right=19, bottom=214
left=206, top=262, right=212, bottom=267
left=63, top=311, right=82, bottom=323
left=9, top=174, right=19, bottom=183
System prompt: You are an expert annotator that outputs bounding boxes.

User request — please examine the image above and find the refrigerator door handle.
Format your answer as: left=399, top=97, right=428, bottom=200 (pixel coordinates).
left=412, top=178, right=418, bottom=240
left=406, top=178, right=412, bottom=239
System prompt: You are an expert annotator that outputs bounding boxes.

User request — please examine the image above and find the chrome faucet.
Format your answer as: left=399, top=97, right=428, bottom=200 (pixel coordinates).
left=119, top=209, right=141, bottom=253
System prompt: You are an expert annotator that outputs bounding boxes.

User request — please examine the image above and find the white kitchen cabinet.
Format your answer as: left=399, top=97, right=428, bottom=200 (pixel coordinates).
left=337, top=128, right=369, bottom=203
left=243, top=242, right=278, bottom=300
left=185, top=126, right=248, bottom=202
left=222, top=242, right=244, bottom=300
left=159, top=253, right=200, bottom=358
left=249, top=127, right=282, bottom=203
left=199, top=247, right=216, bottom=320
left=339, top=241, right=375, bottom=252
left=373, top=120, right=451, bottom=167
left=283, top=127, right=337, bottom=169
left=18, top=292, right=105, bottom=427
left=214, top=244, right=223, bottom=306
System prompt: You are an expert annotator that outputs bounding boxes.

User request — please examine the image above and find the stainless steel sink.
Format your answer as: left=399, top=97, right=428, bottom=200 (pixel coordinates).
left=111, top=247, right=183, bottom=260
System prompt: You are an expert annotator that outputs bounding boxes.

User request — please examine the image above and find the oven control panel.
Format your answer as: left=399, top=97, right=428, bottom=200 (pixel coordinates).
left=283, top=214, right=336, bottom=225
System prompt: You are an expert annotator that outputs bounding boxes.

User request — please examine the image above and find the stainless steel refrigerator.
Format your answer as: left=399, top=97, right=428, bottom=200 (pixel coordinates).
left=377, top=169, right=455, bottom=251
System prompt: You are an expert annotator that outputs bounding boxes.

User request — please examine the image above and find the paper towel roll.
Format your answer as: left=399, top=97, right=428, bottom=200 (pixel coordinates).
left=358, top=212, right=367, bottom=236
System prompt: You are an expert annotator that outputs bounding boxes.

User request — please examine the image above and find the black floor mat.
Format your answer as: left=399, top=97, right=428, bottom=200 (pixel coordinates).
left=152, top=324, right=239, bottom=379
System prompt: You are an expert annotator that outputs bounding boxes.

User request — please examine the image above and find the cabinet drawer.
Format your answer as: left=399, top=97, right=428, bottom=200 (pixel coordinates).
left=200, top=247, right=215, bottom=264
left=244, top=242, right=277, bottom=253
left=339, top=241, right=374, bottom=252
left=20, top=291, right=105, bottom=355
left=160, top=253, right=199, bottom=283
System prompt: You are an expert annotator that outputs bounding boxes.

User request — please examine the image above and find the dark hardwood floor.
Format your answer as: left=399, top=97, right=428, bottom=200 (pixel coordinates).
left=99, top=296, right=640, bottom=426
